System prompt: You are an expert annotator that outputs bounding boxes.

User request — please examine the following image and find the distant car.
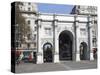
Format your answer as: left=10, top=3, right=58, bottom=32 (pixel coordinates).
left=93, top=48, right=97, bottom=59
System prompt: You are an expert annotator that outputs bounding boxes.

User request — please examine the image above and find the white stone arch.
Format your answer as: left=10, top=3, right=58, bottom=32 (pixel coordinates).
left=79, top=41, right=88, bottom=46
left=41, top=40, right=53, bottom=55
left=57, top=26, right=75, bottom=38
left=41, top=40, right=53, bottom=49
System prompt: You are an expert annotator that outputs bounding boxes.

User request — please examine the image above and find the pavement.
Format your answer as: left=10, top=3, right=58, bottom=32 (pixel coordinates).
left=15, top=60, right=97, bottom=73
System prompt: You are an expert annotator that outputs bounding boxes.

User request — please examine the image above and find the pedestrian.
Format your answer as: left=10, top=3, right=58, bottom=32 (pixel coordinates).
left=19, top=51, right=24, bottom=63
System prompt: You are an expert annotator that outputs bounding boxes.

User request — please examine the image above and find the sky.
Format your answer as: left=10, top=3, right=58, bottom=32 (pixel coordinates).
left=37, top=3, right=74, bottom=14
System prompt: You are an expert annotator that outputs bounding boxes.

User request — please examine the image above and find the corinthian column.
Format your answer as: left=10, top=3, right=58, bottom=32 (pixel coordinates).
left=88, top=16, right=94, bottom=60
left=36, top=19, right=43, bottom=64
left=53, top=17, right=59, bottom=63
left=74, top=15, right=80, bottom=61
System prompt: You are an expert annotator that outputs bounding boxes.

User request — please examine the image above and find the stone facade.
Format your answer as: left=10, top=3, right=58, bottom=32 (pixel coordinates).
left=71, top=5, right=98, bottom=49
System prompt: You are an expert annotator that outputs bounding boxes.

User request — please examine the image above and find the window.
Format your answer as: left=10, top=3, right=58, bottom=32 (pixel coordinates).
left=15, top=42, right=19, bottom=48
left=92, top=30, right=95, bottom=35
left=45, top=28, right=52, bottom=35
left=27, top=34, right=31, bottom=40
left=94, top=20, right=97, bottom=24
left=15, top=33, right=19, bottom=41
left=15, top=42, right=21, bottom=48
left=33, top=34, right=36, bottom=40
left=28, top=2, right=31, bottom=5
left=80, top=28, right=86, bottom=35
left=34, top=26, right=37, bottom=31
left=27, top=43, right=30, bottom=49
left=27, top=20, right=30, bottom=24
left=28, top=7, right=31, bottom=11
left=34, top=42, right=36, bottom=47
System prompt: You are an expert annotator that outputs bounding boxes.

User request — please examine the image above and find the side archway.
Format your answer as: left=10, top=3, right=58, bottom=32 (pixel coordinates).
left=43, top=42, right=53, bottom=63
left=80, top=42, right=88, bottom=60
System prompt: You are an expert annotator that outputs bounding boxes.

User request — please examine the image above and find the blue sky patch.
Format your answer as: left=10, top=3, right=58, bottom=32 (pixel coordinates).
left=37, top=3, right=74, bottom=14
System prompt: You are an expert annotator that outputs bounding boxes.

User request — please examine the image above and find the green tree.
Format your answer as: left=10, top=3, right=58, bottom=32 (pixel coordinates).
left=15, top=2, right=31, bottom=43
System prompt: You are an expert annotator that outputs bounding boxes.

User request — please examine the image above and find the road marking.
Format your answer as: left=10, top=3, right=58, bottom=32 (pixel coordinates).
left=60, top=63, right=72, bottom=70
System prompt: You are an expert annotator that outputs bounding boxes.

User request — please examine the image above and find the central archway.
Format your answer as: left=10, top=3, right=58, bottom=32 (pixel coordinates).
left=59, top=30, right=73, bottom=61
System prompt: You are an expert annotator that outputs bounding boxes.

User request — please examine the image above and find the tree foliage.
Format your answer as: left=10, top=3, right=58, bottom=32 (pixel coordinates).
left=15, top=2, right=31, bottom=43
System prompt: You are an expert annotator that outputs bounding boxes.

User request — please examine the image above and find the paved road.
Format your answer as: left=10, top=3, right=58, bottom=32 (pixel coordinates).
left=15, top=60, right=97, bottom=73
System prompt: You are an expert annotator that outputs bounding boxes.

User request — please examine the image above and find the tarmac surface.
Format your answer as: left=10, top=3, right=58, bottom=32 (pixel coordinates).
left=15, top=60, right=97, bottom=73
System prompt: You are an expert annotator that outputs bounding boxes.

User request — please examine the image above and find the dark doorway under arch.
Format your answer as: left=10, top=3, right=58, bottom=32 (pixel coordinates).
left=59, top=30, right=73, bottom=61
left=80, top=42, right=88, bottom=60
left=43, top=42, right=53, bottom=63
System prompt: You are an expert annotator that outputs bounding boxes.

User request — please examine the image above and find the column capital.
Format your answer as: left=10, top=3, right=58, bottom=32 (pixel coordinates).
left=87, top=21, right=93, bottom=29
left=74, top=21, right=79, bottom=28
left=36, top=19, right=42, bottom=28
left=53, top=19, right=58, bottom=28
